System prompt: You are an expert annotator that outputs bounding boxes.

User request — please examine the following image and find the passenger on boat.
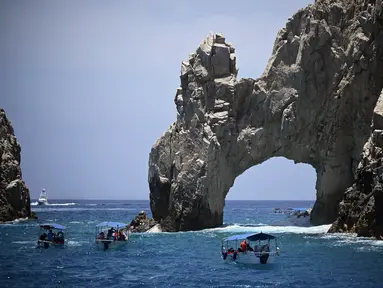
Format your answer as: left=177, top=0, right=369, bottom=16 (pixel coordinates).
left=261, top=244, right=270, bottom=252
left=98, top=232, right=105, bottom=240
left=39, top=233, right=47, bottom=241
left=227, top=248, right=235, bottom=254
left=238, top=240, right=254, bottom=252
left=47, top=230, right=55, bottom=242
left=55, top=231, right=65, bottom=244
left=107, top=228, right=115, bottom=240
left=239, top=240, right=247, bottom=252
left=118, top=229, right=127, bottom=241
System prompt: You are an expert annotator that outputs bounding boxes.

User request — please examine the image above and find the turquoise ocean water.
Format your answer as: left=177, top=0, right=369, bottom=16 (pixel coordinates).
left=0, top=200, right=382, bottom=288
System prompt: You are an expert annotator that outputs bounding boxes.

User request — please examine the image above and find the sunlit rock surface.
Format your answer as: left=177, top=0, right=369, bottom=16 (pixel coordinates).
left=149, top=0, right=383, bottom=233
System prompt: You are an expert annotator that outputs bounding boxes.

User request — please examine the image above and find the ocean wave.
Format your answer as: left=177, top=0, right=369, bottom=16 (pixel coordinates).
left=203, top=223, right=331, bottom=235
left=31, top=202, right=78, bottom=206
left=12, top=240, right=36, bottom=244
left=67, top=240, right=89, bottom=247
left=141, top=223, right=332, bottom=236
left=317, top=233, right=383, bottom=248
left=7, top=217, right=30, bottom=224
left=31, top=207, right=139, bottom=212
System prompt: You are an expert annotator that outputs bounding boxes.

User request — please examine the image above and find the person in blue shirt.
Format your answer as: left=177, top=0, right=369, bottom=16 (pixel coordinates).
left=47, top=230, right=54, bottom=241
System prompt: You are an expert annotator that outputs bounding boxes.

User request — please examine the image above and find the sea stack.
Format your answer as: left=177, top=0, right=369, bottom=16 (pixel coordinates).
left=148, top=0, right=383, bottom=234
left=0, top=109, right=32, bottom=222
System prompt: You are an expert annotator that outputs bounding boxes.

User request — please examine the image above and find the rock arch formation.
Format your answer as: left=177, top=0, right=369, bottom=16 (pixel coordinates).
left=148, top=0, right=383, bottom=232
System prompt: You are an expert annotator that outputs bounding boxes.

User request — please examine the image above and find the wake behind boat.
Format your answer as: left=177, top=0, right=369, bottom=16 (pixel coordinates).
left=95, top=221, right=129, bottom=251
left=37, top=188, right=48, bottom=205
left=37, top=223, right=66, bottom=248
left=221, top=232, right=280, bottom=264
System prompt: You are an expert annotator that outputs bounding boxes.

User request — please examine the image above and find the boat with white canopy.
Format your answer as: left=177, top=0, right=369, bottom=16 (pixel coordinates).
left=221, top=232, right=280, bottom=264
left=95, top=221, right=129, bottom=251
left=36, top=223, right=66, bottom=248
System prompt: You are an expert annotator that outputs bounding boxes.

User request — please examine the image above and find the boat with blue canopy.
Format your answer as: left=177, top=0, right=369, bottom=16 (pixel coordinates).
left=95, top=221, right=129, bottom=251
left=221, top=232, right=280, bottom=264
left=37, top=223, right=66, bottom=248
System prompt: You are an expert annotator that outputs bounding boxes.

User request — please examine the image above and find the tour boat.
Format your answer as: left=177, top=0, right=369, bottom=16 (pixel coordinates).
left=37, top=188, right=48, bottom=205
left=36, top=223, right=66, bottom=248
left=95, top=221, right=129, bottom=251
left=221, top=232, right=280, bottom=264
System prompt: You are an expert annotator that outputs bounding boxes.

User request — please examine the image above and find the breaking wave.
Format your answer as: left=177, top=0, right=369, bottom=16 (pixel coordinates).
left=30, top=202, right=78, bottom=206
left=144, top=223, right=332, bottom=235
left=204, top=223, right=332, bottom=235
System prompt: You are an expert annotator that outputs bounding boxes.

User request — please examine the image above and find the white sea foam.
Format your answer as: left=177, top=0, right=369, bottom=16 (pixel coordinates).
left=12, top=240, right=36, bottom=244
left=31, top=207, right=138, bottom=212
left=316, top=233, right=383, bottom=248
left=146, top=224, right=162, bottom=233
left=67, top=240, right=88, bottom=247
left=8, top=217, right=29, bottom=224
left=142, top=223, right=332, bottom=236
left=205, top=223, right=332, bottom=235
left=31, top=202, right=78, bottom=206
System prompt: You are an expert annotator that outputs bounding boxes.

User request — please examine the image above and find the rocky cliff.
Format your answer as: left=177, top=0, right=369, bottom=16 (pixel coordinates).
left=0, top=109, right=32, bottom=222
left=149, top=0, right=383, bottom=232
left=329, top=91, right=383, bottom=239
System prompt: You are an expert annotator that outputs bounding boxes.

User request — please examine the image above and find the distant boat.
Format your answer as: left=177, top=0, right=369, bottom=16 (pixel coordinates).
left=271, top=207, right=293, bottom=214
left=37, top=188, right=48, bottom=205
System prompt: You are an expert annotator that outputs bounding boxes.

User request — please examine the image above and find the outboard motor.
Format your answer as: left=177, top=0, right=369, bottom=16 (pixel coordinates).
left=260, top=252, right=269, bottom=264
left=222, top=252, right=227, bottom=260
left=103, top=242, right=109, bottom=251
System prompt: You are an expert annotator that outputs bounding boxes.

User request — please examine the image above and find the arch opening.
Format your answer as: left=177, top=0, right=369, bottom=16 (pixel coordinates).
left=226, top=157, right=316, bottom=201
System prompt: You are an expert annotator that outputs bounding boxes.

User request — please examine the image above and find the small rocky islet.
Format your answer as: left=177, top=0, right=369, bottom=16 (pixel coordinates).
left=2, top=0, right=383, bottom=239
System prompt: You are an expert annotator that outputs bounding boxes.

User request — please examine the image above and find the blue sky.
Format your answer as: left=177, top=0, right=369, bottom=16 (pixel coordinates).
left=0, top=0, right=316, bottom=200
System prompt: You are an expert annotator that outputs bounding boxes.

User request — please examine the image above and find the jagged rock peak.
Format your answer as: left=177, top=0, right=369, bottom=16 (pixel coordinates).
left=149, top=0, right=383, bottom=233
left=0, top=108, right=32, bottom=222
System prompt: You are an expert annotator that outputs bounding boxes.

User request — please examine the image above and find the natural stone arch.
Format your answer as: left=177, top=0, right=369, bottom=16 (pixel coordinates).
left=148, top=1, right=383, bottom=232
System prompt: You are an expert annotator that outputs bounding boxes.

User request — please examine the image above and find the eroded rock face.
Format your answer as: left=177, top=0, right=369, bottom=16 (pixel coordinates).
left=149, top=0, right=383, bottom=232
left=329, top=89, right=383, bottom=239
left=128, top=210, right=157, bottom=233
left=0, top=109, right=32, bottom=222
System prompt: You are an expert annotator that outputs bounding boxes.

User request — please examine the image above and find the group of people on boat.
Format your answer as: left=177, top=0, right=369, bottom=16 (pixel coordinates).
left=97, top=228, right=127, bottom=241
left=226, top=239, right=270, bottom=255
left=39, top=229, right=65, bottom=244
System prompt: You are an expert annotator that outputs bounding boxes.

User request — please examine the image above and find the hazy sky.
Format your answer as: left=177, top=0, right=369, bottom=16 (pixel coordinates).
left=1, top=0, right=316, bottom=200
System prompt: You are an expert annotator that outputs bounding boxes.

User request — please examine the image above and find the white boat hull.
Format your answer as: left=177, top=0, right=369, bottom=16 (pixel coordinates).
left=37, top=199, right=48, bottom=205
left=36, top=240, right=65, bottom=248
left=96, top=239, right=127, bottom=250
left=222, top=251, right=279, bottom=264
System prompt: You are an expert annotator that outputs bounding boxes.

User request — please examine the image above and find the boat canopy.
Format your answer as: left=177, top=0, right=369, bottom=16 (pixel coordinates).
left=40, top=223, right=66, bottom=230
left=224, top=232, right=276, bottom=242
left=96, top=221, right=128, bottom=228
